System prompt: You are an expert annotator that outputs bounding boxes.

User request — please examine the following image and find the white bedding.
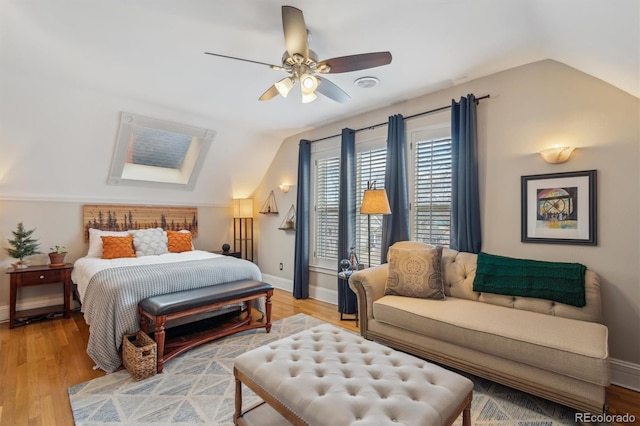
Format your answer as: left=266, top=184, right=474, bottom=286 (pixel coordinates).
left=71, top=250, right=223, bottom=303
left=74, top=250, right=263, bottom=372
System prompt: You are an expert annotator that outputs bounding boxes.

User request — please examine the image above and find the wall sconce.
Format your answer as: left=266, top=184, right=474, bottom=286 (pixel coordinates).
left=539, top=146, right=575, bottom=164
left=279, top=184, right=293, bottom=193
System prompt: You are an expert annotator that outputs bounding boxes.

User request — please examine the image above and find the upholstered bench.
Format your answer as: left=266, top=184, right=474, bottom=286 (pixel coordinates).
left=139, top=279, right=273, bottom=373
left=233, top=324, right=473, bottom=426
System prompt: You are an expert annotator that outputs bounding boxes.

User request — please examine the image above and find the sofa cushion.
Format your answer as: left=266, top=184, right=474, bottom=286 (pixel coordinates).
left=385, top=245, right=445, bottom=300
left=372, top=295, right=609, bottom=386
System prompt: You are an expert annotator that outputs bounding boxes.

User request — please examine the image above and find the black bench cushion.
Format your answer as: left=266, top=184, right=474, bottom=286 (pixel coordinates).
left=139, top=279, right=273, bottom=316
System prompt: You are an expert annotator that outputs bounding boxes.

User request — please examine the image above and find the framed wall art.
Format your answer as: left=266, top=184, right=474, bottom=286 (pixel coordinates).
left=521, top=170, right=597, bottom=245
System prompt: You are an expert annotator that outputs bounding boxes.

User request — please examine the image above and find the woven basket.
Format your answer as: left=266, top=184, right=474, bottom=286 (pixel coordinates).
left=122, top=331, right=157, bottom=381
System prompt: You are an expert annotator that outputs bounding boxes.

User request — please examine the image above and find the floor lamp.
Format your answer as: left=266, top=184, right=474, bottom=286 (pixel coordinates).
left=233, top=198, right=253, bottom=262
left=360, top=182, right=391, bottom=267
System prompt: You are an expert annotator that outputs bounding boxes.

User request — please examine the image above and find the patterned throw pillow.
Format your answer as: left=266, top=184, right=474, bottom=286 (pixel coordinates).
left=101, top=235, right=136, bottom=259
left=129, top=228, right=168, bottom=256
left=87, top=228, right=129, bottom=257
left=167, top=230, right=193, bottom=253
left=385, top=245, right=445, bottom=299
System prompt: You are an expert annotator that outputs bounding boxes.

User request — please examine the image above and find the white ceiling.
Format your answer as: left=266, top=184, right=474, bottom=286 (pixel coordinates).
left=3, top=0, right=638, bottom=145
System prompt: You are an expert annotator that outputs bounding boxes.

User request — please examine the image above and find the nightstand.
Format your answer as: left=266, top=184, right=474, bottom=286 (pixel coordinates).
left=6, top=263, right=73, bottom=329
left=212, top=250, right=241, bottom=258
left=338, top=271, right=358, bottom=325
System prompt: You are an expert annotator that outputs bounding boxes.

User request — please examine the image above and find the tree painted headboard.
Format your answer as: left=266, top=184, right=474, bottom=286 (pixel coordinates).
left=82, top=204, right=198, bottom=241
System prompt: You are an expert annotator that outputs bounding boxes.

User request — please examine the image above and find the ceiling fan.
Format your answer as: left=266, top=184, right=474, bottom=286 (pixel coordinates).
left=204, top=5, right=392, bottom=104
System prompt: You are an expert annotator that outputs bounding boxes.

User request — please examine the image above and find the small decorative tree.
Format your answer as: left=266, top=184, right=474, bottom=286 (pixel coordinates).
left=6, top=222, right=41, bottom=268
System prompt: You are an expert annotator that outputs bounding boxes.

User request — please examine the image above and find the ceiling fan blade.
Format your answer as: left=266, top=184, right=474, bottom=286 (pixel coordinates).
left=204, top=52, right=281, bottom=69
left=317, top=52, right=392, bottom=73
left=282, top=6, right=308, bottom=59
left=259, top=85, right=280, bottom=101
left=316, top=76, right=351, bottom=103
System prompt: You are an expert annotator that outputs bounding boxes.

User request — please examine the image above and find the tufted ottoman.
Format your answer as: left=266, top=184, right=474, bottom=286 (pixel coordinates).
left=233, top=324, right=473, bottom=426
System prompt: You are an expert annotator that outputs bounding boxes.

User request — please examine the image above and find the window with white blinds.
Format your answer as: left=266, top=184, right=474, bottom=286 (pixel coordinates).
left=314, top=155, right=340, bottom=262
left=356, top=147, right=387, bottom=267
left=413, top=137, right=452, bottom=246
left=310, top=124, right=451, bottom=271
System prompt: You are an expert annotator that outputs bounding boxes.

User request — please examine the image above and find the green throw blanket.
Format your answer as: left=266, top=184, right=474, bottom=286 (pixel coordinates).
left=473, top=252, right=586, bottom=307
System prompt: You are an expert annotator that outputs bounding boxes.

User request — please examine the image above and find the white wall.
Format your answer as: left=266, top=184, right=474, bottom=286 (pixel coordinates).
left=254, top=59, right=640, bottom=387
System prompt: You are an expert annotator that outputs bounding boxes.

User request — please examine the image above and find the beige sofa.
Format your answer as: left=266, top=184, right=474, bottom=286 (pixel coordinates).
left=349, top=241, right=610, bottom=414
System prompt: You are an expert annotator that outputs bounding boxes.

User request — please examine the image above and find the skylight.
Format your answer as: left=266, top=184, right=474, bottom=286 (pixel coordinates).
left=108, top=112, right=216, bottom=190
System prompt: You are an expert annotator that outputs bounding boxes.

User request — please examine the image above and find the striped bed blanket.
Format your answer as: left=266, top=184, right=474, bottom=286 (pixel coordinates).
left=81, top=256, right=263, bottom=372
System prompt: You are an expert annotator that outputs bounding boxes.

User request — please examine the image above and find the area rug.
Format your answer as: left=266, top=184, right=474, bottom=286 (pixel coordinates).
left=69, top=313, right=581, bottom=425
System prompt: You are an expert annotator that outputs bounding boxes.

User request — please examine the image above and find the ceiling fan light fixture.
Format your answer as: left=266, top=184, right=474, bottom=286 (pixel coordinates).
left=274, top=77, right=294, bottom=98
left=300, top=73, right=318, bottom=94
left=302, top=91, right=317, bottom=103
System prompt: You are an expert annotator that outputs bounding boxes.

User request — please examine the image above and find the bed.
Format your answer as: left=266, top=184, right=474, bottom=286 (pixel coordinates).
left=72, top=227, right=263, bottom=373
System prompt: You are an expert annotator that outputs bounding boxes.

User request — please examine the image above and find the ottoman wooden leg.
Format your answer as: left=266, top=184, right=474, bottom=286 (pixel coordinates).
left=234, top=373, right=242, bottom=425
left=462, top=392, right=472, bottom=426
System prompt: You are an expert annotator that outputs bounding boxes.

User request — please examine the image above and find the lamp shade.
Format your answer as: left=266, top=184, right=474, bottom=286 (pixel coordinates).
left=360, top=189, right=391, bottom=215
left=539, top=146, right=575, bottom=164
left=233, top=198, right=253, bottom=218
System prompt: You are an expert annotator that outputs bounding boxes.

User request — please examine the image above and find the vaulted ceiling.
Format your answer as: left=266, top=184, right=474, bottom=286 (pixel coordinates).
left=1, top=0, right=638, bottom=202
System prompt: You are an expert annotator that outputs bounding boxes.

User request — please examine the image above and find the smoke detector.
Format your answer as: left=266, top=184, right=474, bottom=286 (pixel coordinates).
left=354, top=76, right=379, bottom=89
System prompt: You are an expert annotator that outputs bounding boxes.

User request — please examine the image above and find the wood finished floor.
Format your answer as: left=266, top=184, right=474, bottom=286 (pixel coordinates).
left=0, top=288, right=638, bottom=426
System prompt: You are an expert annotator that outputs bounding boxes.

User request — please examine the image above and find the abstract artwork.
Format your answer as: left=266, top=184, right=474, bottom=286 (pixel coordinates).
left=521, top=170, right=596, bottom=245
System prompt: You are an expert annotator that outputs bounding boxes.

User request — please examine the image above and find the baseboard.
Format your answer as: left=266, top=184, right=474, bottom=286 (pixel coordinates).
left=261, top=274, right=338, bottom=305
left=610, top=358, right=640, bottom=391
left=261, top=274, right=293, bottom=292
left=3, top=288, right=639, bottom=393
left=0, top=294, right=64, bottom=323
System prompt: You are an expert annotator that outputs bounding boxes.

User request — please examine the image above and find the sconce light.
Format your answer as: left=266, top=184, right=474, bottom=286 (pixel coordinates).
left=539, top=146, right=575, bottom=164
left=279, top=184, right=293, bottom=193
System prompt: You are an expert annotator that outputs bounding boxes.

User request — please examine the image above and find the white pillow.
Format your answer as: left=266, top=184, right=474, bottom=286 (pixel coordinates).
left=87, top=228, right=129, bottom=257
left=129, top=228, right=168, bottom=256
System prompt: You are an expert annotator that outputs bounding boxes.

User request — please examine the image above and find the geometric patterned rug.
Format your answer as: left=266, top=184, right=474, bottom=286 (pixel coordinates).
left=68, top=313, right=584, bottom=425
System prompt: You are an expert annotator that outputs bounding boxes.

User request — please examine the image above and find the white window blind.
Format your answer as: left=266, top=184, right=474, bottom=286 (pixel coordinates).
left=314, top=156, right=340, bottom=261
left=414, top=137, right=452, bottom=246
left=356, top=147, right=387, bottom=266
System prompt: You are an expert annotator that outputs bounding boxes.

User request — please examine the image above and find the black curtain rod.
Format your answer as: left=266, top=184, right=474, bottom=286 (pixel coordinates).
left=310, top=94, right=490, bottom=143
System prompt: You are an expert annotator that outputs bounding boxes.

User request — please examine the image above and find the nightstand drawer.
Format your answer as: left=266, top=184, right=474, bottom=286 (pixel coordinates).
left=20, top=269, right=62, bottom=285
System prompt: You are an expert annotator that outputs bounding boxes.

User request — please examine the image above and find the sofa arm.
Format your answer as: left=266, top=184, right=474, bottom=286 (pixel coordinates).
left=349, top=264, right=389, bottom=334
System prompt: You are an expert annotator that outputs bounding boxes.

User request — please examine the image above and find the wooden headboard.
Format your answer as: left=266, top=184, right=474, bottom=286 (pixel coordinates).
left=83, top=204, right=198, bottom=241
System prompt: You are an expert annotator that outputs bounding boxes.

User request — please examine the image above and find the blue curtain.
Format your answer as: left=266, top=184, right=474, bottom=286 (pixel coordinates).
left=381, top=114, right=410, bottom=264
left=337, top=128, right=357, bottom=314
left=451, top=94, right=482, bottom=253
left=293, top=140, right=311, bottom=299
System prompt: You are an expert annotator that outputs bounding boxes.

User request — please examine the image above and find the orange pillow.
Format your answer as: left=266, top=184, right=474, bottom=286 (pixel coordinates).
left=167, top=231, right=193, bottom=253
left=101, top=235, right=136, bottom=259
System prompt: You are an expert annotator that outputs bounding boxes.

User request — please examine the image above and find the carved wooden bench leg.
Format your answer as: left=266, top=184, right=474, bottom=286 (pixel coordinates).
left=265, top=289, right=273, bottom=332
left=139, top=307, right=149, bottom=334
left=154, top=315, right=167, bottom=373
